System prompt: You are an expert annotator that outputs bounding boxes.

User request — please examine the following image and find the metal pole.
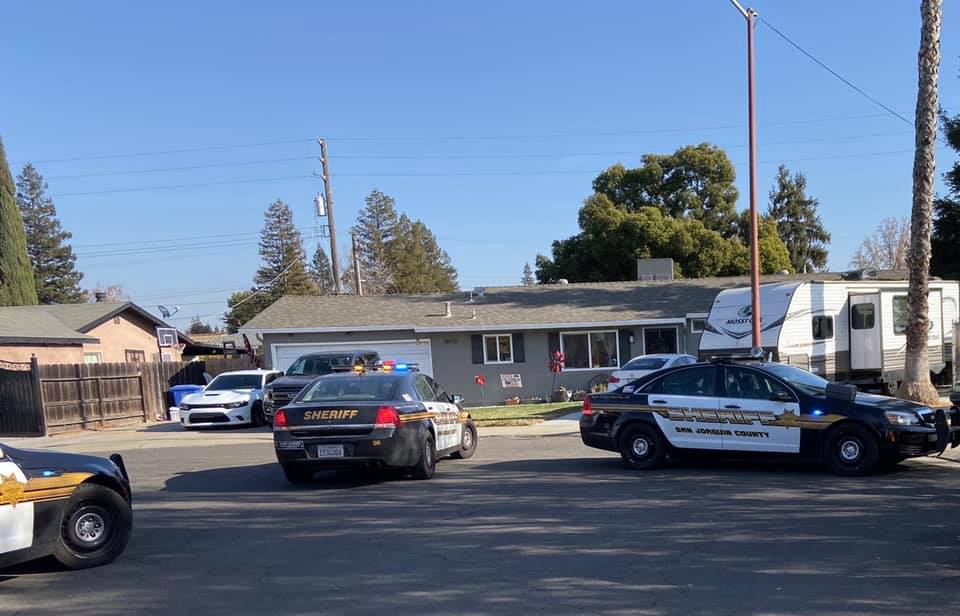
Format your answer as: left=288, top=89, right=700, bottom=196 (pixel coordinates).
left=746, top=9, right=761, bottom=349
left=319, top=138, right=342, bottom=295
left=352, top=231, right=363, bottom=297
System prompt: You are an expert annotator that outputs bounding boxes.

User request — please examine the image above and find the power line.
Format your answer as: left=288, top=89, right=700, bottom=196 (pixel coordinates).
left=13, top=138, right=315, bottom=165
left=46, top=156, right=315, bottom=180
left=51, top=174, right=314, bottom=197
left=758, top=17, right=915, bottom=128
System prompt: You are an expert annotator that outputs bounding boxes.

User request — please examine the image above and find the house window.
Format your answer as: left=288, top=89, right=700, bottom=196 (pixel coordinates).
left=83, top=352, right=101, bottom=364
left=643, top=328, right=678, bottom=355
left=160, top=353, right=173, bottom=362
left=113, top=316, right=121, bottom=325
left=560, top=331, right=619, bottom=370
left=689, top=319, right=706, bottom=334
left=812, top=316, right=834, bottom=340
left=893, top=295, right=908, bottom=335
left=483, top=334, right=513, bottom=364
left=125, top=350, right=146, bottom=364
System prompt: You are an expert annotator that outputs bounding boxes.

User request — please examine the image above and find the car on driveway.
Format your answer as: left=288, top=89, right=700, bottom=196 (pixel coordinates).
left=581, top=358, right=960, bottom=475
left=1, top=443, right=132, bottom=570
left=607, top=353, right=697, bottom=390
left=179, top=369, right=281, bottom=428
left=273, top=363, right=476, bottom=483
left=263, top=350, right=380, bottom=420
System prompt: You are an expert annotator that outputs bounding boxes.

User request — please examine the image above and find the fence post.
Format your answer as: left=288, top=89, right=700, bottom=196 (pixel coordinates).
left=75, top=363, right=87, bottom=429
left=138, top=370, right=148, bottom=423
left=95, top=377, right=105, bottom=429
left=30, top=356, right=47, bottom=437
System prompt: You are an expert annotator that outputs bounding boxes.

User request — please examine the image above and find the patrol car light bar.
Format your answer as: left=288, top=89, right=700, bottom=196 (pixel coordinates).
left=353, top=361, right=421, bottom=374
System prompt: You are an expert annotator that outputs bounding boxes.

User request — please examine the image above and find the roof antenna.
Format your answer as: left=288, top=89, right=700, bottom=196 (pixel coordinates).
left=158, top=305, right=180, bottom=319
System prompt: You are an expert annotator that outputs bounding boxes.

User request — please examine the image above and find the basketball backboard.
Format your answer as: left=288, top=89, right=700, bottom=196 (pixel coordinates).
left=156, top=327, right=179, bottom=347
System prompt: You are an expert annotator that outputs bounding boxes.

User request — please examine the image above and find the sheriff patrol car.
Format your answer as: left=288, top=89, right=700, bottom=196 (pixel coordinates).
left=580, top=358, right=960, bottom=475
left=273, top=362, right=477, bottom=483
left=0, top=443, right=132, bottom=569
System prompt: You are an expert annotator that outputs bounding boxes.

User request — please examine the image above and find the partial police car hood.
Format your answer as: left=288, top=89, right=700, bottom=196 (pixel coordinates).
left=182, top=389, right=253, bottom=405
left=266, top=375, right=319, bottom=391
left=853, top=392, right=929, bottom=412
left=2, top=444, right=124, bottom=479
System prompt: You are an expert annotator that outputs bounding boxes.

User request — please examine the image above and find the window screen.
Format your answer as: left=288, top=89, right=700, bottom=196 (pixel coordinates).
left=812, top=316, right=834, bottom=340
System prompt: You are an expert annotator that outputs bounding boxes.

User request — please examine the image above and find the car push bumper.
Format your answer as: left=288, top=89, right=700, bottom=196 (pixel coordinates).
left=887, top=409, right=960, bottom=457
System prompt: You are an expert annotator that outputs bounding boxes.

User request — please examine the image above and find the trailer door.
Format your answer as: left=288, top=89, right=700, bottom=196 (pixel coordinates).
left=850, top=294, right=881, bottom=371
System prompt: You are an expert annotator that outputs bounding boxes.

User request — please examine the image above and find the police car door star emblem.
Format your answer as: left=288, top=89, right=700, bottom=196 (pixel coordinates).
left=0, top=473, right=26, bottom=508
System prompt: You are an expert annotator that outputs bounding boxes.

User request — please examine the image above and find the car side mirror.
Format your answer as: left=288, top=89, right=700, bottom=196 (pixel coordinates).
left=770, top=391, right=793, bottom=402
left=452, top=394, right=464, bottom=405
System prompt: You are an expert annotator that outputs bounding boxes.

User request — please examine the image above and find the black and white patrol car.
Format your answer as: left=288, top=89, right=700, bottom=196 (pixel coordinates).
left=273, top=363, right=477, bottom=483
left=0, top=443, right=132, bottom=569
left=580, top=359, right=960, bottom=475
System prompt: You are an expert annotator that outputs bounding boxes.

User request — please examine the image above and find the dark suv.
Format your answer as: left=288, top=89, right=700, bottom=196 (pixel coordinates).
left=263, top=350, right=380, bottom=419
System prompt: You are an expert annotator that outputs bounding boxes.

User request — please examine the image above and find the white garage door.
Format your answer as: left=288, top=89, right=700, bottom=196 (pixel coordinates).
left=272, top=340, right=434, bottom=376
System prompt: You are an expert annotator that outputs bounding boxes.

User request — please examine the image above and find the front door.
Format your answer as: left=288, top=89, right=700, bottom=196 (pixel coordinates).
left=849, top=294, right=881, bottom=371
left=0, top=452, right=34, bottom=555
left=639, top=366, right=723, bottom=450
left=719, top=366, right=801, bottom=453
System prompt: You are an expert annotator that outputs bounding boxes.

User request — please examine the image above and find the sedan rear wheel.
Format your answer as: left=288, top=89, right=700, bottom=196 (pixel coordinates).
left=619, top=424, right=667, bottom=470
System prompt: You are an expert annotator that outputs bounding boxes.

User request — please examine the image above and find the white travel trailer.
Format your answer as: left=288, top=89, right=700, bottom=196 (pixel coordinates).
left=698, top=276, right=960, bottom=393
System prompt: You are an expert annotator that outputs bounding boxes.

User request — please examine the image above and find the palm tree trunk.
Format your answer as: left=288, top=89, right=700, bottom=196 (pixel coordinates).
left=898, top=0, right=942, bottom=404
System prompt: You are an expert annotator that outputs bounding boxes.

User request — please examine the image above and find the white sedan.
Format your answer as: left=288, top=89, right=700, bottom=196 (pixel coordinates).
left=179, top=369, right=281, bottom=428
left=607, top=354, right=698, bottom=390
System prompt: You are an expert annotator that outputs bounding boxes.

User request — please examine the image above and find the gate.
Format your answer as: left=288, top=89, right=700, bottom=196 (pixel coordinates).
left=0, top=358, right=45, bottom=437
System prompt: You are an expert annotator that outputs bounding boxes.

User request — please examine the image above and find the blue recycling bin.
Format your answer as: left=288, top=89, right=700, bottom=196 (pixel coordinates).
left=170, top=384, right=204, bottom=407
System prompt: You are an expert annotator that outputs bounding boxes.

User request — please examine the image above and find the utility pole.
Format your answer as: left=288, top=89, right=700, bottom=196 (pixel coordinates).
left=318, top=138, right=342, bottom=295
left=729, top=0, right=762, bottom=350
left=351, top=231, right=363, bottom=297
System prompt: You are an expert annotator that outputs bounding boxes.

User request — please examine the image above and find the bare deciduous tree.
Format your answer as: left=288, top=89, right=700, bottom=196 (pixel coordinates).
left=899, top=0, right=942, bottom=405
left=848, top=217, right=911, bottom=271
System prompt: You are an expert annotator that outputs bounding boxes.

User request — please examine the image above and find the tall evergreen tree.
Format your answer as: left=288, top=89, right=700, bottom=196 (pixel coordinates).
left=188, top=316, right=215, bottom=335
left=766, top=165, right=830, bottom=273
left=352, top=189, right=399, bottom=294
left=0, top=137, right=38, bottom=306
left=309, top=245, right=336, bottom=295
left=387, top=214, right=458, bottom=294
left=224, top=289, right=267, bottom=333
left=16, top=163, right=84, bottom=303
left=931, top=106, right=960, bottom=279
left=521, top=263, right=535, bottom=286
left=254, top=200, right=315, bottom=299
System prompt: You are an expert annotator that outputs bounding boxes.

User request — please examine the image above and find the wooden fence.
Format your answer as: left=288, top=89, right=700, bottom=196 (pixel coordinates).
left=0, top=357, right=252, bottom=436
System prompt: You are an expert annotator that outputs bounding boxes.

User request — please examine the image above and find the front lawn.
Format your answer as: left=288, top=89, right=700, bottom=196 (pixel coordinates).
left=466, top=402, right=582, bottom=426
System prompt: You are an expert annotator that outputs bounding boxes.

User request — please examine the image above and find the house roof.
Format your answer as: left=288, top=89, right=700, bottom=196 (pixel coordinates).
left=0, top=302, right=190, bottom=345
left=241, top=274, right=850, bottom=334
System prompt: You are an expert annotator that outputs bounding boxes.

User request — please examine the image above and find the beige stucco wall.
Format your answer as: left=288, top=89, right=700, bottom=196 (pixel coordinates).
left=82, top=312, right=182, bottom=363
left=0, top=344, right=84, bottom=364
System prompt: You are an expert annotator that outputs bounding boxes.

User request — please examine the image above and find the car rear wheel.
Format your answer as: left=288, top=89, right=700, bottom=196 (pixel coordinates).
left=412, top=435, right=436, bottom=480
left=53, top=483, right=132, bottom=570
left=282, top=464, right=315, bottom=484
left=619, top=424, right=666, bottom=470
left=451, top=421, right=477, bottom=460
left=825, top=423, right=879, bottom=476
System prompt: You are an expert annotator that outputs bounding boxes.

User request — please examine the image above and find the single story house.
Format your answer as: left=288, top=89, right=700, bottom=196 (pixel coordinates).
left=0, top=302, right=189, bottom=366
left=240, top=277, right=767, bottom=405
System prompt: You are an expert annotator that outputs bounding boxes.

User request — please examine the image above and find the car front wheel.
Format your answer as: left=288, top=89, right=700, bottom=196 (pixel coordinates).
left=825, top=424, right=879, bottom=476
left=451, top=421, right=477, bottom=460
left=53, top=483, right=132, bottom=570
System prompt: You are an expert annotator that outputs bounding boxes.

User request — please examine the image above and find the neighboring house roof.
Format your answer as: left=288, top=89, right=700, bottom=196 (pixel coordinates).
left=242, top=274, right=851, bottom=334
left=0, top=308, right=98, bottom=344
left=0, top=302, right=190, bottom=345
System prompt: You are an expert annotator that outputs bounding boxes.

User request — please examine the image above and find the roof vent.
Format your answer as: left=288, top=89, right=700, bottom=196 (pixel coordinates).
left=556, top=278, right=569, bottom=285
left=842, top=268, right=878, bottom=281
left=443, top=301, right=452, bottom=318
left=94, top=291, right=107, bottom=303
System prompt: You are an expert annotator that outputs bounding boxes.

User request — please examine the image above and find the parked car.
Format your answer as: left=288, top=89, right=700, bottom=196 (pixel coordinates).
left=263, top=350, right=380, bottom=419
left=179, top=369, right=281, bottom=428
left=273, top=362, right=476, bottom=483
left=607, top=354, right=697, bottom=390
left=0, top=443, right=132, bottom=570
left=581, top=358, right=960, bottom=476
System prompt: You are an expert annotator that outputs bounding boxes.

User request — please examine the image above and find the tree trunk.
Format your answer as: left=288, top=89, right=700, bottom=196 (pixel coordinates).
left=898, top=0, right=942, bottom=405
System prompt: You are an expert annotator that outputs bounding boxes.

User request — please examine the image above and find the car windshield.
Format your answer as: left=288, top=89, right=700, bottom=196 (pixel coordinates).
left=286, top=355, right=357, bottom=376
left=206, top=374, right=262, bottom=391
left=623, top=357, right=669, bottom=371
left=299, top=376, right=399, bottom=402
left=763, top=364, right=829, bottom=396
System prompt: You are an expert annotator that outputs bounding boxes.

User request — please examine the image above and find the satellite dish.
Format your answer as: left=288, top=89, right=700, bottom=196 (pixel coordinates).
left=157, top=305, right=180, bottom=319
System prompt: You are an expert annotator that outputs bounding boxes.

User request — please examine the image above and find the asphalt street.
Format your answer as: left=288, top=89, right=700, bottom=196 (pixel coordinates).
left=2, top=426, right=960, bottom=615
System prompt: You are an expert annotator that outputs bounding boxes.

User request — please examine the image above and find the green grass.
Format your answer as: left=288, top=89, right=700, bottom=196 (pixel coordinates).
left=467, top=402, right=583, bottom=426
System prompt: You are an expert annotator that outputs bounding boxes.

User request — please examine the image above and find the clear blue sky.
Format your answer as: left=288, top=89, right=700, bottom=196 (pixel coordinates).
left=3, top=0, right=958, bottom=329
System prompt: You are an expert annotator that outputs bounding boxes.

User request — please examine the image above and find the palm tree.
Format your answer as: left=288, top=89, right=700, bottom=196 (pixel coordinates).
left=898, top=0, right=942, bottom=404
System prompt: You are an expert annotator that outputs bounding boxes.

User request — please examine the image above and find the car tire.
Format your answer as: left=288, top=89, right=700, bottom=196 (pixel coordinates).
left=53, top=483, right=132, bottom=570
left=825, top=423, right=879, bottom=476
left=619, top=424, right=666, bottom=470
left=412, top=435, right=437, bottom=480
left=451, top=421, right=477, bottom=460
left=281, top=464, right=315, bottom=485
left=251, top=402, right=265, bottom=427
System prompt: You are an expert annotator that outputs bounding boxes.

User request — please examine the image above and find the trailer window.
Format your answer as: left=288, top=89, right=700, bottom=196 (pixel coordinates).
left=893, top=296, right=908, bottom=335
left=812, top=316, right=834, bottom=340
left=851, top=304, right=875, bottom=330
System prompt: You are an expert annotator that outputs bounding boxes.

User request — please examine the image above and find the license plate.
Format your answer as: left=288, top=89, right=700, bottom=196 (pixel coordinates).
left=276, top=440, right=304, bottom=450
left=315, top=444, right=344, bottom=458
